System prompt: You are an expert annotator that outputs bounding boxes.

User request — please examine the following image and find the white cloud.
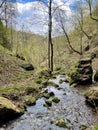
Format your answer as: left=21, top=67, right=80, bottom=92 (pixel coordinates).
left=17, top=2, right=33, bottom=13
left=16, top=0, right=73, bottom=35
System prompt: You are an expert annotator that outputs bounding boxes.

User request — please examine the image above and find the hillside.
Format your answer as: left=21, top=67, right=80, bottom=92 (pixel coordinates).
left=0, top=44, right=36, bottom=88
left=0, top=13, right=98, bottom=86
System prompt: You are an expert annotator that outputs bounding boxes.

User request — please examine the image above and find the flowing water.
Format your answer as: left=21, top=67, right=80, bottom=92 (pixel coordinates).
left=1, top=75, right=98, bottom=130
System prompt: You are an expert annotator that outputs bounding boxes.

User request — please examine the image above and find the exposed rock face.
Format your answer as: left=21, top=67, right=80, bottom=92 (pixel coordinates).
left=70, top=58, right=93, bottom=85
left=85, top=87, right=98, bottom=107
left=0, top=96, right=23, bottom=124
left=21, top=63, right=34, bottom=71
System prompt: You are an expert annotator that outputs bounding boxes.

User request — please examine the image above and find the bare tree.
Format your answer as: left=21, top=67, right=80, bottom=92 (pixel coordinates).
left=86, top=0, right=98, bottom=22
left=55, top=9, right=82, bottom=55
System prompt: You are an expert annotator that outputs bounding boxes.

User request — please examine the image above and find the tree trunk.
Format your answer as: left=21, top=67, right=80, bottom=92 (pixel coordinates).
left=48, top=0, right=53, bottom=73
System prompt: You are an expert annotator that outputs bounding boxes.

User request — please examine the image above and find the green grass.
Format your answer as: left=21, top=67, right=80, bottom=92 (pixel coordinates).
left=0, top=85, right=25, bottom=93
left=93, top=125, right=98, bottom=130
left=0, top=45, right=11, bottom=54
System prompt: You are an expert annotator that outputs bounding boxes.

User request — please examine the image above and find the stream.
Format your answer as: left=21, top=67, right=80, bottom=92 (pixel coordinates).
left=1, top=75, right=98, bottom=130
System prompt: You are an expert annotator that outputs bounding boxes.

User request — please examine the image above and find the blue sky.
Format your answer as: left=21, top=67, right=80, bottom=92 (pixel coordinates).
left=17, top=0, right=35, bottom=4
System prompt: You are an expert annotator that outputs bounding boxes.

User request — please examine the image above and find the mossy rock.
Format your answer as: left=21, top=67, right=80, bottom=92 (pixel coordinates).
left=45, top=99, right=52, bottom=107
left=21, top=63, right=34, bottom=71
left=52, top=75, right=56, bottom=79
left=42, top=81, right=48, bottom=86
left=44, top=89, right=48, bottom=93
left=55, top=67, right=61, bottom=71
left=69, top=58, right=93, bottom=85
left=39, top=69, right=51, bottom=78
left=85, top=87, right=98, bottom=107
left=49, top=92, right=55, bottom=97
left=48, top=81, right=59, bottom=88
left=55, top=118, right=67, bottom=128
left=43, top=93, right=50, bottom=99
left=52, top=96, right=60, bottom=103
left=70, top=83, right=77, bottom=88
left=0, top=96, right=24, bottom=124
left=59, top=79, right=63, bottom=84
left=79, top=124, right=87, bottom=130
left=43, top=91, right=54, bottom=99
left=94, top=70, right=98, bottom=82
left=2, top=91, right=19, bottom=101
left=24, top=96, right=36, bottom=106
left=25, top=87, right=37, bottom=95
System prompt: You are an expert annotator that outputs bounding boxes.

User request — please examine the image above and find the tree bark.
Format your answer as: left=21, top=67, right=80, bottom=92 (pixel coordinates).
left=48, top=0, right=53, bottom=72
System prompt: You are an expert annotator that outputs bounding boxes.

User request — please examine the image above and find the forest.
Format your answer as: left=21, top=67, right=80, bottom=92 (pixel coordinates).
left=0, top=0, right=98, bottom=130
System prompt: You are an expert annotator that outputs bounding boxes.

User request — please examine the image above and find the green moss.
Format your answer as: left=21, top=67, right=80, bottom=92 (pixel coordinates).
left=48, top=81, right=59, bottom=88
left=0, top=85, right=25, bottom=93
left=55, top=67, right=61, bottom=71
left=79, top=124, right=87, bottom=130
left=24, top=96, right=36, bottom=106
left=34, top=78, right=42, bottom=84
left=70, top=83, right=77, bottom=88
left=39, top=69, right=51, bottom=78
left=52, top=96, right=60, bottom=103
left=45, top=99, right=52, bottom=107
left=33, top=84, right=41, bottom=92
left=93, top=124, right=98, bottom=130
left=55, top=118, right=67, bottom=128
left=59, top=79, right=63, bottom=84
left=43, top=93, right=50, bottom=99
left=51, top=75, right=56, bottom=79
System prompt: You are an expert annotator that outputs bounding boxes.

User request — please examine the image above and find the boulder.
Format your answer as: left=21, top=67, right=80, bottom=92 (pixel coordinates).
left=45, top=99, right=52, bottom=107
left=52, top=96, right=60, bottom=103
left=85, top=87, right=98, bottom=107
left=0, top=96, right=23, bottom=124
left=69, top=58, right=93, bottom=85
left=55, top=118, right=67, bottom=128
left=21, top=63, right=34, bottom=71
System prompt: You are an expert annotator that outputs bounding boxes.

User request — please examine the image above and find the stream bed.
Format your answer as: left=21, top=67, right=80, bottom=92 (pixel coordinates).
left=1, top=75, right=98, bottom=130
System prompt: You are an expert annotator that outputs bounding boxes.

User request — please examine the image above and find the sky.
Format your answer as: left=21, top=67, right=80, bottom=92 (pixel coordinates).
left=13, top=0, right=83, bottom=35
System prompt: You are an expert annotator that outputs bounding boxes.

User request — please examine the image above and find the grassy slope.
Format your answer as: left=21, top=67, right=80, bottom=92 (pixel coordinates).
left=0, top=44, right=36, bottom=88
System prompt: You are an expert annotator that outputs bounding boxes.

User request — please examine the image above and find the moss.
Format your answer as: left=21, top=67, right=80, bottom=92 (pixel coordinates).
left=0, top=85, right=25, bottom=93
left=70, top=83, right=77, bottom=88
left=25, top=87, right=38, bottom=95
left=48, top=81, right=59, bottom=88
left=39, top=69, right=51, bottom=78
left=51, top=75, right=56, bottom=79
left=34, top=78, right=42, bottom=84
left=24, top=96, right=36, bottom=106
left=79, top=124, right=87, bottom=130
left=84, top=88, right=98, bottom=107
left=52, top=96, right=60, bottom=103
left=43, top=93, right=50, bottom=99
left=93, top=124, right=98, bottom=130
left=33, top=84, right=41, bottom=92
left=59, top=79, right=63, bottom=84
left=45, top=99, right=52, bottom=107
left=55, top=67, right=61, bottom=71
left=0, top=96, right=24, bottom=122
